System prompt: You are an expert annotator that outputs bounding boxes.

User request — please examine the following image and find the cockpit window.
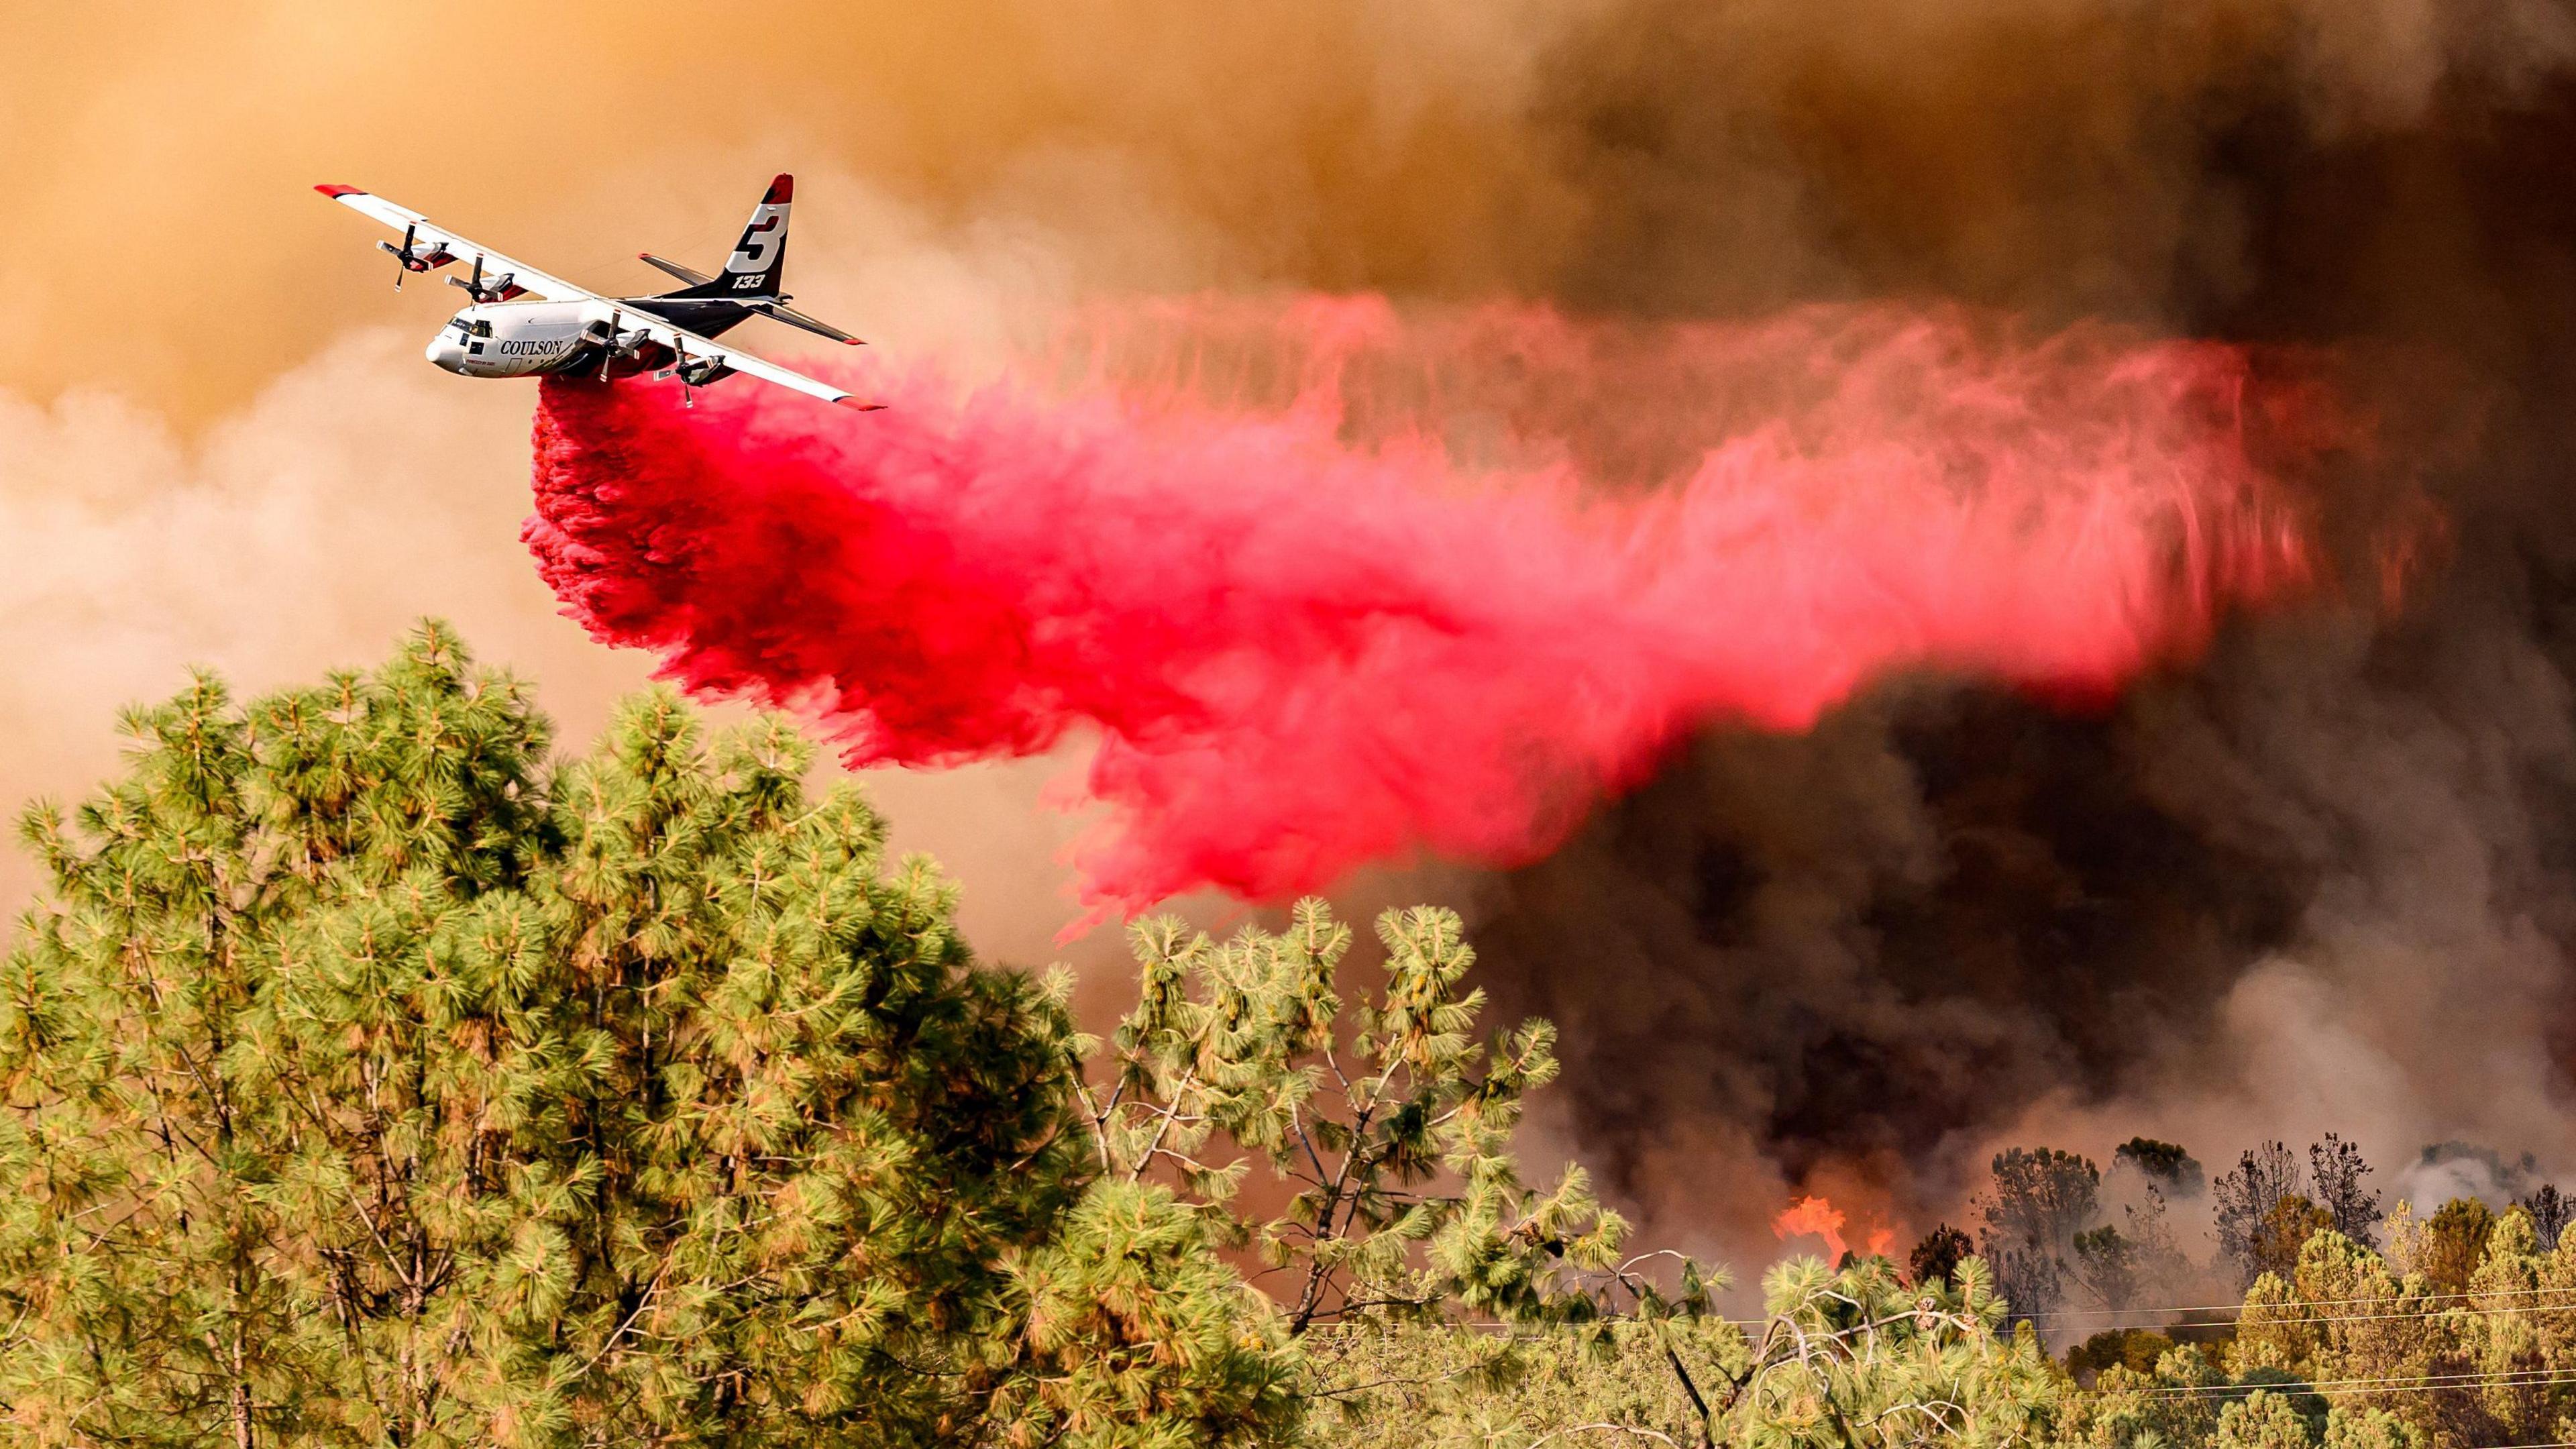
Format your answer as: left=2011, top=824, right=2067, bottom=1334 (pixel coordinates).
left=469, top=320, right=494, bottom=337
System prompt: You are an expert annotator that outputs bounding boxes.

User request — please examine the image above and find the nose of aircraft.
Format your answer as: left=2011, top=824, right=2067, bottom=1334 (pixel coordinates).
left=425, top=333, right=468, bottom=373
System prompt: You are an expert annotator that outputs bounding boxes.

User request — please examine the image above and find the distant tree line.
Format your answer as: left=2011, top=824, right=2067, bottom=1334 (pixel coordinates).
left=1929, top=1125, right=2572, bottom=1338
left=1323, top=1181, right=2576, bottom=1449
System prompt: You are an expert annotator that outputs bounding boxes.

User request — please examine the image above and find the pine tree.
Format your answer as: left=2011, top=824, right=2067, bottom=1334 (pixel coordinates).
left=1083, top=900, right=1633, bottom=1336
left=1079, top=901, right=1733, bottom=1438
left=1909, top=1224, right=1976, bottom=1290
left=2215, top=1142, right=2308, bottom=1287
left=2112, top=1138, right=2205, bottom=1197
left=0, top=625, right=1292, bottom=1448
left=2418, top=1198, right=2499, bottom=1295
left=2214, top=1390, right=2319, bottom=1449
left=1976, top=1148, right=2101, bottom=1320
left=2517, top=1183, right=2571, bottom=1250
left=2309, top=1135, right=2384, bottom=1249
left=1719, top=1256, right=2062, bottom=1448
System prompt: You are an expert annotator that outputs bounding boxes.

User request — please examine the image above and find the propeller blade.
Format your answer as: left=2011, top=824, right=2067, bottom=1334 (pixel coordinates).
left=597, top=307, right=623, bottom=381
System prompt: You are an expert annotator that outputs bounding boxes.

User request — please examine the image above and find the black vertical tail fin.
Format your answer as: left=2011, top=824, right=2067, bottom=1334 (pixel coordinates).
left=673, top=174, right=791, bottom=299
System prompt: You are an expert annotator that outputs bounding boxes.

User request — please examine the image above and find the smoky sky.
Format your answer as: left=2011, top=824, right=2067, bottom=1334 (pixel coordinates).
left=15, top=0, right=2576, bottom=1254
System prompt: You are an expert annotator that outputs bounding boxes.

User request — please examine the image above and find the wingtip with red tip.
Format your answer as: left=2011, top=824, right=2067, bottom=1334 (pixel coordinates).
left=835, top=398, right=887, bottom=411
left=315, top=183, right=364, bottom=198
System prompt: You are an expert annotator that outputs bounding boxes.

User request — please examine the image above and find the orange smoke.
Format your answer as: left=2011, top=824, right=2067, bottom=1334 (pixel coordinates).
left=1772, top=1194, right=1896, bottom=1263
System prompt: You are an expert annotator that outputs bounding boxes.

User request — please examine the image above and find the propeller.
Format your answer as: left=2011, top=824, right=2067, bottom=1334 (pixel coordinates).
left=670, top=335, right=695, bottom=408
left=593, top=308, right=619, bottom=380
left=385, top=222, right=418, bottom=289
left=592, top=307, right=648, bottom=381
left=376, top=223, right=458, bottom=288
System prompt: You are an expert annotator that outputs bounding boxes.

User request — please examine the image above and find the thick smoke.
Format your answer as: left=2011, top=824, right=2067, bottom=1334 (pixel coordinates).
left=1454, top=1, right=2576, bottom=1256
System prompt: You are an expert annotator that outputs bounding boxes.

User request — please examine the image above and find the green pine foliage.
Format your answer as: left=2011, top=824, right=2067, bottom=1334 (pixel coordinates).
left=981, top=1181, right=1296, bottom=1447
left=0, top=625, right=1291, bottom=1448
left=1307, top=1254, right=2067, bottom=1449
left=26, top=624, right=2576, bottom=1449
left=1302, top=1318, right=1729, bottom=1446
left=2213, top=1391, right=2321, bottom=1449
left=1085, top=900, right=1641, bottom=1338
left=1723, top=1256, right=2062, bottom=1448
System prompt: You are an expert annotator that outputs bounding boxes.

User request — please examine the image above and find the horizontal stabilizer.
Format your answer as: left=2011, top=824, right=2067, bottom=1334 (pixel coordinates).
left=640, top=252, right=715, bottom=288
left=753, top=301, right=863, bottom=345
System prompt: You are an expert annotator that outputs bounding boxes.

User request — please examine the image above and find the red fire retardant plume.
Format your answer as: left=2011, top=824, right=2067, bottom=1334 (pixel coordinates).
left=525, top=298, right=2336, bottom=916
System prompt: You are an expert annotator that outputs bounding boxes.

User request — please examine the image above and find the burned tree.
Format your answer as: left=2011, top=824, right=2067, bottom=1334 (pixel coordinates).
left=2310, top=1134, right=2385, bottom=1248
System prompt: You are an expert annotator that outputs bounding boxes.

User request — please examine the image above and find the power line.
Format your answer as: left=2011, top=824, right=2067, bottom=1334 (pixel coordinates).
left=2040, top=1299, right=2576, bottom=1334
left=1752, top=1280, right=2576, bottom=1331
left=1317, top=1320, right=2576, bottom=1413
left=2142, top=1368, right=2576, bottom=1399
left=1315, top=1282, right=2576, bottom=1366
left=1344, top=1284, right=2576, bottom=1335
left=2025, top=1281, right=2576, bottom=1321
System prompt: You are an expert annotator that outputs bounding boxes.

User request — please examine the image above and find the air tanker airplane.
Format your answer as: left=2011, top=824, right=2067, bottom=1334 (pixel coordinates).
left=317, top=174, right=881, bottom=409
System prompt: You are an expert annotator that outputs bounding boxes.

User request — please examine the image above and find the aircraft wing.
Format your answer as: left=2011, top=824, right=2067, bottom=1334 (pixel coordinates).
left=315, top=184, right=592, bottom=302
left=616, top=312, right=885, bottom=409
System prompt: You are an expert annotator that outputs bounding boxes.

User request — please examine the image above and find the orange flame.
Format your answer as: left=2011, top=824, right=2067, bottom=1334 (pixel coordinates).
left=1772, top=1194, right=1896, bottom=1261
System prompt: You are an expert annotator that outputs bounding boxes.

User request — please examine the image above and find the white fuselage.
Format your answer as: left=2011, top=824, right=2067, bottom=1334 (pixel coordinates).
left=425, top=300, right=619, bottom=378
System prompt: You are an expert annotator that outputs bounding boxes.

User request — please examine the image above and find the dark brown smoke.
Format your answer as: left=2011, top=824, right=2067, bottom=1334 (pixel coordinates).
left=1455, top=0, right=2576, bottom=1250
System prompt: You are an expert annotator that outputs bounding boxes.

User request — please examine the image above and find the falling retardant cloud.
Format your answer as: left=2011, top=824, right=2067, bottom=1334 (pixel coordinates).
left=525, top=298, right=2342, bottom=918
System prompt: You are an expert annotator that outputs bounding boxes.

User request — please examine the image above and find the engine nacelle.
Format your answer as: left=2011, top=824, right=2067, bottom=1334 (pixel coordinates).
left=677, top=357, right=737, bottom=387
left=378, top=238, right=456, bottom=272
left=448, top=273, right=527, bottom=303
